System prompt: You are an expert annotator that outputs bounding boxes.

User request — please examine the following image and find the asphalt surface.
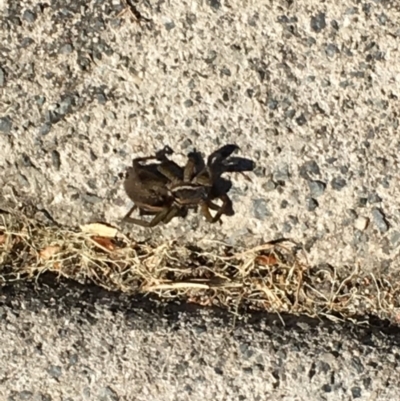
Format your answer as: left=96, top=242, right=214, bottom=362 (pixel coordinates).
left=1, top=0, right=400, bottom=271
left=0, top=275, right=400, bottom=401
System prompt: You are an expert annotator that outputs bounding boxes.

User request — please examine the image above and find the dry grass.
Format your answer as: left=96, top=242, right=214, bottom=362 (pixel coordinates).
left=1, top=209, right=400, bottom=325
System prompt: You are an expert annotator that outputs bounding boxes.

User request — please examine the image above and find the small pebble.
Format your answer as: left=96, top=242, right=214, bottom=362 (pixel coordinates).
left=87, top=179, right=97, bottom=190
left=45, top=110, right=61, bottom=124
left=326, top=43, right=339, bottom=57
left=321, top=384, right=332, bottom=393
left=39, top=123, right=52, bottom=135
left=0, top=67, right=5, bottom=87
left=268, top=99, right=278, bottom=110
left=164, top=21, right=175, bottom=30
left=89, top=149, right=98, bottom=161
left=18, top=174, right=30, bottom=187
left=239, top=343, right=253, bottom=359
left=357, top=197, right=368, bottom=207
left=306, top=197, right=319, bottom=212
left=351, top=387, right=362, bottom=399
left=23, top=10, right=37, bottom=23
left=378, top=13, right=387, bottom=25
left=221, top=67, right=231, bottom=76
left=262, top=180, right=276, bottom=191
left=351, top=356, right=364, bottom=374
left=296, top=113, right=307, bottom=126
left=21, top=153, right=34, bottom=167
left=331, top=177, right=347, bottom=191
left=372, top=208, right=389, bottom=233
left=310, top=12, right=326, bottom=33
left=21, top=37, right=34, bottom=48
left=97, top=93, right=107, bottom=104
left=299, top=160, right=320, bottom=179
left=331, top=20, right=339, bottom=30
left=18, top=391, right=34, bottom=400
left=48, top=365, right=62, bottom=379
left=368, top=192, right=382, bottom=203
left=273, top=165, right=290, bottom=182
left=285, top=109, right=296, bottom=119
left=354, top=217, right=369, bottom=231
left=99, top=386, right=119, bottom=401
left=107, top=111, right=116, bottom=120
left=253, top=199, right=270, bottom=220
left=35, top=95, right=46, bottom=106
left=352, top=230, right=368, bottom=246
left=0, top=116, right=12, bottom=133
left=59, top=43, right=73, bottom=54
left=253, top=166, right=266, bottom=177
left=82, top=193, right=102, bottom=204
left=208, top=0, right=221, bottom=10
left=308, top=180, right=326, bottom=197
left=57, top=97, right=73, bottom=115
left=390, top=231, right=400, bottom=247
left=51, top=150, right=61, bottom=170
left=184, top=99, right=193, bottom=107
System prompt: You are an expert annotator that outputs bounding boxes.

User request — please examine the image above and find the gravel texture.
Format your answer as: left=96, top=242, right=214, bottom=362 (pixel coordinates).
left=0, top=275, right=399, bottom=401
left=1, top=0, right=400, bottom=274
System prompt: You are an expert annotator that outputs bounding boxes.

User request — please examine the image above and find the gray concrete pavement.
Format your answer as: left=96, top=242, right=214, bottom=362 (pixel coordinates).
left=1, top=0, right=400, bottom=273
left=0, top=276, right=399, bottom=401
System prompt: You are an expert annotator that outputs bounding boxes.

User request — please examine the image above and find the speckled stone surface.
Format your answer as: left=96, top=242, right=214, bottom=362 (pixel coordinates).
left=1, top=1, right=400, bottom=272
left=0, top=276, right=399, bottom=401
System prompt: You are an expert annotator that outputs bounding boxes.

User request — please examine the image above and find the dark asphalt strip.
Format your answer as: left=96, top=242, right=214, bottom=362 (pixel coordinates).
left=1, top=275, right=400, bottom=400
left=1, top=273, right=399, bottom=345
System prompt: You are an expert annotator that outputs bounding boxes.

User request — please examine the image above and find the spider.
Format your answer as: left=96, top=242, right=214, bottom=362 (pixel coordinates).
left=122, top=144, right=253, bottom=227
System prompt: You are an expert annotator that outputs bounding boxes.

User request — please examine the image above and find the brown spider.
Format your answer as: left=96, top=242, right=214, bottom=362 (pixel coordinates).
left=122, top=144, right=254, bottom=227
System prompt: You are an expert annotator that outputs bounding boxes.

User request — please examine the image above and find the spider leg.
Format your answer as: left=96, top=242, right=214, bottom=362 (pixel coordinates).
left=213, top=194, right=234, bottom=223
left=163, top=205, right=182, bottom=224
left=122, top=207, right=171, bottom=227
left=121, top=204, right=138, bottom=221
left=200, top=202, right=215, bottom=223
left=207, top=201, right=221, bottom=211
left=132, top=146, right=174, bottom=166
left=183, top=156, right=197, bottom=182
left=201, top=194, right=234, bottom=225
left=157, top=163, right=180, bottom=182
left=207, top=144, right=240, bottom=167
left=217, top=194, right=235, bottom=216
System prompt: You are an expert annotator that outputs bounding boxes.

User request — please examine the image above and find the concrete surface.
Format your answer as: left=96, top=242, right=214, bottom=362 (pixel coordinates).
left=1, top=275, right=400, bottom=401
left=1, top=0, right=400, bottom=273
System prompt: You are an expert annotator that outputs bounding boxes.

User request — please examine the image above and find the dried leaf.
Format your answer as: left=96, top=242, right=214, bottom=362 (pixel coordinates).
left=53, top=262, right=61, bottom=271
left=0, top=233, right=7, bottom=245
left=91, top=236, right=116, bottom=251
left=80, top=223, right=119, bottom=238
left=40, top=245, right=61, bottom=260
left=255, top=254, right=278, bottom=266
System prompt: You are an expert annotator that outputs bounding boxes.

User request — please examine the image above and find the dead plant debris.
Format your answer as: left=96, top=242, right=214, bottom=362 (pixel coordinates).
left=1, top=210, right=400, bottom=325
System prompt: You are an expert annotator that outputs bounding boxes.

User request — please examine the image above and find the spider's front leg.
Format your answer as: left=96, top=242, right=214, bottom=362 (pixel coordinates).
left=122, top=206, right=172, bottom=227
left=131, top=145, right=173, bottom=167
left=206, top=144, right=240, bottom=168
left=200, top=194, right=234, bottom=224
